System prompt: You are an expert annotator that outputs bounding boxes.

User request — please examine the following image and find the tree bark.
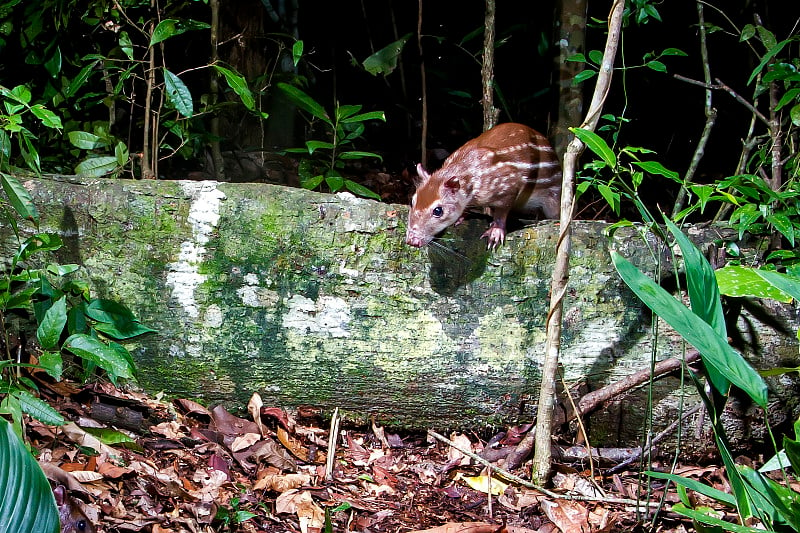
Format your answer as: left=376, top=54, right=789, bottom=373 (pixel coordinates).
left=481, top=0, right=498, bottom=130
left=532, top=0, right=624, bottom=485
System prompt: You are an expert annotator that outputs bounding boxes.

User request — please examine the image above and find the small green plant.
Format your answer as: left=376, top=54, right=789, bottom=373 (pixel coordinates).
left=276, top=82, right=386, bottom=200
left=215, top=494, right=258, bottom=530
left=64, top=11, right=260, bottom=179
left=0, top=90, right=153, bottom=438
left=573, top=123, right=681, bottom=224
left=643, top=267, right=800, bottom=532
left=0, top=84, right=63, bottom=176
left=575, top=123, right=800, bottom=529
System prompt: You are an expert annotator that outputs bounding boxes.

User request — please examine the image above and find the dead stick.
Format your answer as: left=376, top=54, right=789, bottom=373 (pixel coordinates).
left=428, top=430, right=659, bottom=507
left=576, top=350, right=700, bottom=418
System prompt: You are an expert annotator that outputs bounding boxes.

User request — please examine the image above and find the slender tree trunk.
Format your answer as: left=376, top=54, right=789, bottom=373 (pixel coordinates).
left=672, top=1, right=716, bottom=218
left=552, top=0, right=587, bottom=159
left=532, top=0, right=625, bottom=485
left=481, top=0, right=498, bottom=130
left=141, top=38, right=157, bottom=180
left=417, top=0, right=428, bottom=168
left=209, top=0, right=225, bottom=180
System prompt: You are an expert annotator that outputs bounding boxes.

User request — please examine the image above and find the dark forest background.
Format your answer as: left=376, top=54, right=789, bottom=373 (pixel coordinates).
left=0, top=0, right=797, bottom=220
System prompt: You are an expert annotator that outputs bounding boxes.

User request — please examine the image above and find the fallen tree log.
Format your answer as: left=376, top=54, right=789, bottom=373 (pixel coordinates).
left=3, top=175, right=798, bottom=446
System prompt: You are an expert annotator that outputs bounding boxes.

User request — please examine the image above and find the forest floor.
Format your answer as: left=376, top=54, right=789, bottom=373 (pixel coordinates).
left=30, top=379, right=744, bottom=533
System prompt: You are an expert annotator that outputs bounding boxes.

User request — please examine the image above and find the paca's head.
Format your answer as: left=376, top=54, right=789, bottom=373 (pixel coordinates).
left=54, top=485, right=95, bottom=533
left=405, top=163, right=467, bottom=248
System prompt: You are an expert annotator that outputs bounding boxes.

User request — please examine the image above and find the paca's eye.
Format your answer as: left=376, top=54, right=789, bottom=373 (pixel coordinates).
left=432, top=206, right=444, bottom=217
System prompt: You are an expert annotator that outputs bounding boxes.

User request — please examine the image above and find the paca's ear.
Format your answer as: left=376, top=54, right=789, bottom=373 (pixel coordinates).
left=415, top=163, right=431, bottom=184
left=443, top=176, right=461, bottom=192
left=53, top=485, right=67, bottom=505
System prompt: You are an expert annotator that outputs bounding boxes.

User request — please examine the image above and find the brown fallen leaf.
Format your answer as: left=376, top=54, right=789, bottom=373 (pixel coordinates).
left=231, top=432, right=261, bottom=452
left=173, top=398, right=211, bottom=419
left=254, top=472, right=312, bottom=492
left=277, top=425, right=326, bottom=464
left=249, top=436, right=298, bottom=471
left=210, top=404, right=260, bottom=436
left=275, top=489, right=325, bottom=529
left=247, top=392, right=265, bottom=436
left=60, top=422, right=117, bottom=456
left=541, top=499, right=589, bottom=533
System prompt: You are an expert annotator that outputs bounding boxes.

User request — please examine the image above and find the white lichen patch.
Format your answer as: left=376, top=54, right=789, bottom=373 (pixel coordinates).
left=370, top=311, right=452, bottom=374
left=282, top=294, right=351, bottom=337
left=166, top=181, right=226, bottom=319
left=472, top=306, right=527, bottom=371
left=237, top=285, right=279, bottom=308
left=204, top=304, right=224, bottom=328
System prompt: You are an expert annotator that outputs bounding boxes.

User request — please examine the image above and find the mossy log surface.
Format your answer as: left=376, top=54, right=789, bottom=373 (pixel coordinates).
left=7, top=176, right=799, bottom=441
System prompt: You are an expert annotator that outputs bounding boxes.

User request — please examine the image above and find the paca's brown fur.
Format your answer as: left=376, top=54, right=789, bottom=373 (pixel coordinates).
left=54, top=485, right=95, bottom=533
left=405, top=123, right=562, bottom=249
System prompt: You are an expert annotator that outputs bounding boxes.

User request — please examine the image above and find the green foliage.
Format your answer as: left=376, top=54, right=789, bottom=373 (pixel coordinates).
left=0, top=85, right=63, bottom=176
left=610, top=211, right=800, bottom=528
left=611, top=226, right=767, bottom=410
left=362, top=34, right=412, bottom=76
left=612, top=220, right=770, bottom=526
left=0, top=416, right=60, bottom=533
left=573, top=124, right=681, bottom=225
left=649, top=413, right=800, bottom=532
left=573, top=7, right=800, bottom=531
left=0, top=211, right=152, bottom=426
left=277, top=82, right=386, bottom=200
left=215, top=494, right=258, bottom=529
left=567, top=47, right=686, bottom=85
left=0, top=98, right=153, bottom=432
left=679, top=173, right=800, bottom=251
left=0, top=1, right=259, bottom=178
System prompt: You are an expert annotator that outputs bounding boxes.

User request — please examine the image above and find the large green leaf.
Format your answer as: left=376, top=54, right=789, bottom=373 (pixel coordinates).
left=29, top=105, right=62, bottom=130
left=213, top=65, right=260, bottom=115
left=753, top=269, right=800, bottom=302
left=737, top=466, right=800, bottom=530
left=86, top=299, right=155, bottom=339
left=0, top=172, right=39, bottom=222
left=85, top=299, right=135, bottom=323
left=632, top=160, right=680, bottom=182
left=671, top=503, right=764, bottom=533
left=37, top=295, right=67, bottom=350
left=747, top=38, right=792, bottom=85
left=663, top=218, right=726, bottom=336
left=163, top=68, right=193, bottom=118
left=0, top=417, right=60, bottom=533
left=611, top=251, right=767, bottom=407
left=362, top=33, right=411, bottom=76
left=67, top=131, right=107, bottom=150
left=570, top=127, right=616, bottom=167
left=65, top=60, right=99, bottom=99
left=63, top=333, right=135, bottom=381
left=645, top=471, right=736, bottom=506
left=276, top=82, right=330, bottom=124
left=343, top=179, right=381, bottom=201
left=75, top=155, right=119, bottom=177
left=13, top=389, right=65, bottom=426
left=150, top=18, right=210, bottom=47
left=14, top=233, right=63, bottom=265
left=716, top=265, right=793, bottom=302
